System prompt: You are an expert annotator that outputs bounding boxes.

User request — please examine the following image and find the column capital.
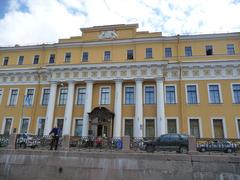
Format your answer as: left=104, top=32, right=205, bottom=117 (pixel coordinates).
left=114, top=79, right=123, bottom=83
left=155, top=77, right=165, bottom=82
left=67, top=80, right=75, bottom=84
left=135, top=78, right=144, bottom=82
left=49, top=80, right=58, bottom=85
left=85, top=79, right=94, bottom=84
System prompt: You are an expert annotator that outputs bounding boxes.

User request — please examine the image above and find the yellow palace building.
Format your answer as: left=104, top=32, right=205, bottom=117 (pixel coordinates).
left=0, top=24, right=240, bottom=138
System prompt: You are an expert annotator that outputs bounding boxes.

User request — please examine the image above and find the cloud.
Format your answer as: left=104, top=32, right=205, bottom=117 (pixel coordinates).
left=0, top=0, right=240, bottom=46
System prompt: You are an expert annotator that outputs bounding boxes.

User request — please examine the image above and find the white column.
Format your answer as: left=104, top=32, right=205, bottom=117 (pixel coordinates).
left=134, top=78, right=143, bottom=137
left=156, top=77, right=166, bottom=136
left=44, top=81, right=57, bottom=135
left=113, top=79, right=122, bottom=137
left=62, top=81, right=75, bottom=136
left=82, top=80, right=93, bottom=136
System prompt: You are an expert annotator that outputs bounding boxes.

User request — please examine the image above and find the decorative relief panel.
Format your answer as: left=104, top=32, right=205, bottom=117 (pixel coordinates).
left=226, top=68, right=233, bottom=76
left=10, top=76, right=15, bottom=82
left=192, top=70, right=200, bottom=77
left=73, top=71, right=79, bottom=78
left=91, top=71, right=98, bottom=77
left=214, top=69, right=221, bottom=76
left=182, top=71, right=189, bottom=77
left=203, top=69, right=210, bottom=76
left=111, top=71, right=117, bottom=77
left=120, top=70, right=127, bottom=77
left=82, top=71, right=88, bottom=78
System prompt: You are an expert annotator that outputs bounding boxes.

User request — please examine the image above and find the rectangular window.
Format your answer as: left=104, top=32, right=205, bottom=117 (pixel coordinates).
left=186, top=85, right=198, bottom=104
left=124, top=119, right=133, bottom=137
left=209, top=84, right=221, bottom=104
left=189, top=119, right=200, bottom=138
left=165, top=48, right=172, bottom=57
left=82, top=52, right=88, bottom=62
left=185, top=47, right=192, bottom=56
left=104, top=51, right=111, bottom=61
left=127, top=49, right=134, bottom=60
left=59, top=88, right=68, bottom=105
left=74, top=119, right=83, bottom=136
left=4, top=118, right=12, bottom=135
left=18, top=56, right=24, bottom=65
left=49, top=54, right=55, bottom=64
left=20, top=118, right=29, bottom=134
left=125, top=87, right=134, bottom=104
left=145, top=48, right=152, bottom=58
left=232, top=84, right=240, bottom=104
left=237, top=119, right=240, bottom=138
left=167, top=119, right=177, bottom=133
left=37, top=118, right=45, bottom=136
left=145, top=119, right=155, bottom=137
left=33, top=55, right=39, bottom=64
left=9, top=89, right=18, bottom=106
left=64, top=52, right=71, bottom=62
left=42, top=88, right=50, bottom=106
left=145, top=86, right=155, bottom=104
left=227, top=44, right=235, bottom=55
left=206, top=45, right=213, bottom=56
left=24, top=89, right=34, bottom=106
left=165, top=86, right=176, bottom=104
left=77, top=88, right=86, bottom=105
left=0, top=89, right=3, bottom=104
left=100, top=87, right=110, bottom=104
left=213, top=119, right=224, bottom=138
left=3, top=57, right=9, bottom=66
left=57, top=119, right=63, bottom=136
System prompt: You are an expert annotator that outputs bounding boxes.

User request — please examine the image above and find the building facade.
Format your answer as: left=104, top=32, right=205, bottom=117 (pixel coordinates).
left=0, top=24, right=240, bottom=138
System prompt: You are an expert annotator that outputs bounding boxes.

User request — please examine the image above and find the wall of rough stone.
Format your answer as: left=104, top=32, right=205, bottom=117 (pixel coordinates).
left=0, top=150, right=240, bottom=180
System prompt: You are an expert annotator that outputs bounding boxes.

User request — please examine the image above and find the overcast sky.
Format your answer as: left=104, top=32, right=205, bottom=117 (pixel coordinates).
left=0, top=0, right=240, bottom=46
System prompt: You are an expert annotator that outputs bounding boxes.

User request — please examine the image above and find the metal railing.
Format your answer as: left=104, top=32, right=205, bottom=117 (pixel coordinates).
left=130, top=137, right=155, bottom=152
left=0, top=134, right=9, bottom=148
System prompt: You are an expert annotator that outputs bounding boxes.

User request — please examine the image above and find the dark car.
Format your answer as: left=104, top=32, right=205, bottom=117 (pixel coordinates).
left=197, top=140, right=238, bottom=153
left=144, top=133, right=189, bottom=153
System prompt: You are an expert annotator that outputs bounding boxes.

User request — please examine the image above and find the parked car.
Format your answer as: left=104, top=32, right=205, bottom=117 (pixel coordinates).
left=16, top=133, right=39, bottom=149
left=197, top=139, right=238, bottom=153
left=144, top=133, right=189, bottom=153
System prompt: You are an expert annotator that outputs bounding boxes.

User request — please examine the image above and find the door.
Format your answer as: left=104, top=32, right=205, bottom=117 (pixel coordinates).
left=4, top=118, right=12, bottom=135
left=145, top=119, right=155, bottom=137
left=213, top=119, right=224, bottom=138
left=20, top=118, right=29, bottom=134
left=57, top=119, right=64, bottom=136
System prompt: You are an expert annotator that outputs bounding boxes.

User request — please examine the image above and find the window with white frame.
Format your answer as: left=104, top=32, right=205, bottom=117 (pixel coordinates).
left=212, top=119, right=225, bottom=138
left=124, top=119, right=133, bottom=137
left=82, top=52, right=89, bottom=62
left=206, top=45, right=213, bottom=56
left=0, top=89, right=3, bottom=104
left=145, top=119, right=155, bottom=137
left=189, top=119, right=200, bottom=138
left=20, top=118, right=29, bottom=134
left=41, top=88, right=50, bottom=106
left=33, top=55, right=39, bottom=64
left=165, top=85, right=176, bottom=104
left=24, top=89, right=34, bottom=106
left=74, top=119, right=83, bottom=136
left=9, top=89, right=18, bottom=106
left=3, top=57, right=9, bottom=66
left=59, top=88, right=68, bottom=105
left=4, top=118, right=12, bottom=135
left=186, top=85, right=198, bottom=104
left=18, top=56, right=24, bottom=65
left=232, top=84, right=240, bottom=104
left=145, top=48, right=153, bottom=58
left=167, top=119, right=177, bottom=133
left=104, top=51, right=111, bottom=61
left=237, top=119, right=240, bottom=138
left=127, top=49, right=134, bottom=60
left=227, top=44, right=235, bottom=55
left=165, top=48, right=172, bottom=57
left=77, top=88, right=86, bottom=105
left=100, top=87, right=110, bottom=104
left=125, top=86, right=134, bottom=104
left=64, top=52, right=71, bottom=62
left=185, top=46, right=192, bottom=56
left=209, top=84, right=221, bottom=104
left=49, top=54, right=55, bottom=64
left=37, top=118, right=45, bottom=136
left=57, top=119, right=64, bottom=136
left=145, top=86, right=155, bottom=104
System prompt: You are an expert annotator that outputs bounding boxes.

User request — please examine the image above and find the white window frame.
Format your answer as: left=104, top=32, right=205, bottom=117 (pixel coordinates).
left=187, top=117, right=203, bottom=138
left=35, top=117, right=46, bottom=135
left=64, top=52, right=71, bottom=62
left=144, top=117, right=156, bottom=137
left=2, top=57, right=9, bottom=66
left=40, top=87, right=50, bottom=106
left=207, top=83, right=223, bottom=104
left=103, top=50, right=111, bottom=61
left=185, top=84, right=200, bottom=104
left=124, top=85, right=135, bottom=105
left=144, top=85, right=156, bottom=104
left=164, top=84, right=177, bottom=104
left=122, top=117, right=134, bottom=137
left=8, top=88, right=19, bottom=106
left=58, top=87, right=68, bottom=105
left=82, top=52, right=89, bottom=62
left=235, top=117, right=240, bottom=138
left=17, top=55, right=24, bottom=65
left=1, top=117, right=14, bottom=135
left=18, top=117, right=31, bottom=134
left=231, top=83, right=240, bottom=104
left=0, top=88, right=3, bottom=104
left=54, top=117, right=64, bottom=127
left=166, top=117, right=179, bottom=133
left=32, top=55, right=40, bottom=64
left=211, top=117, right=227, bottom=138
left=75, top=86, right=86, bottom=105
left=24, top=88, right=36, bottom=106
left=99, top=86, right=111, bottom=105
left=72, top=117, right=83, bottom=136
left=49, top=54, right=55, bottom=64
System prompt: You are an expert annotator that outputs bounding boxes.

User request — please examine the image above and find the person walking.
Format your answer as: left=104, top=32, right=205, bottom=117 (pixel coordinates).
left=49, top=126, right=60, bottom=150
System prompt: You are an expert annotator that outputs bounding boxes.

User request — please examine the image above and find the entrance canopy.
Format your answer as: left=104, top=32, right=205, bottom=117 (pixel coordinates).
left=88, top=107, right=114, bottom=122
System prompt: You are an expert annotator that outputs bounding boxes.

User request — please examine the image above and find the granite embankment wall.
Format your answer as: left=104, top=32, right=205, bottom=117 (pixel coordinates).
left=0, top=149, right=240, bottom=180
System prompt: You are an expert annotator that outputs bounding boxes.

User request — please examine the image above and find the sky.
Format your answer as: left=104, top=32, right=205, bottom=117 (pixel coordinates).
left=0, top=0, right=240, bottom=46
